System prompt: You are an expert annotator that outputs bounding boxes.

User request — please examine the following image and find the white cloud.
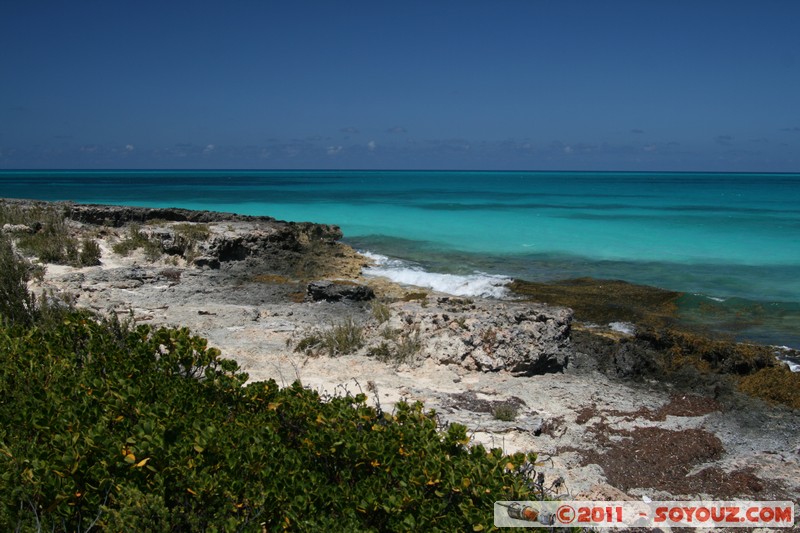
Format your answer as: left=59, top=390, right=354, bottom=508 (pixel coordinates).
left=367, top=140, right=376, bottom=151
left=125, top=144, right=135, bottom=152
left=203, top=144, right=216, bottom=153
left=326, top=145, right=343, bottom=155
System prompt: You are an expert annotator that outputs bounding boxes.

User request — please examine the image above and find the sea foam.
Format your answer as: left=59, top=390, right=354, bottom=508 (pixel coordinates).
left=774, top=346, right=800, bottom=373
left=361, top=252, right=510, bottom=298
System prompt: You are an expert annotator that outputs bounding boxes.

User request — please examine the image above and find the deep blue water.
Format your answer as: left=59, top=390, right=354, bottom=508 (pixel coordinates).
left=2, top=169, right=799, bottom=348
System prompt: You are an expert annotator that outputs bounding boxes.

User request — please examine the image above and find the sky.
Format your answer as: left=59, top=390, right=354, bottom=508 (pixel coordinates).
left=1, top=0, right=799, bottom=171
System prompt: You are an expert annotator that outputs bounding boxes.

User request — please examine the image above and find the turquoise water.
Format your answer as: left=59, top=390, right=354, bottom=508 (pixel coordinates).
left=2, top=170, right=799, bottom=347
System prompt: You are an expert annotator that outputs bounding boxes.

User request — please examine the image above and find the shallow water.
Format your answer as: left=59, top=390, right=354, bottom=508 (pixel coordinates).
left=2, top=169, right=799, bottom=347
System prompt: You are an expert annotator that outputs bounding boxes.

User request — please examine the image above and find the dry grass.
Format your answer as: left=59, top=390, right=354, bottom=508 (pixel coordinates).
left=294, top=317, right=365, bottom=357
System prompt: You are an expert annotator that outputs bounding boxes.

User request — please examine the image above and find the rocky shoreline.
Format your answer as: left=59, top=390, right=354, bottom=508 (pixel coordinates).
left=6, top=199, right=800, bottom=523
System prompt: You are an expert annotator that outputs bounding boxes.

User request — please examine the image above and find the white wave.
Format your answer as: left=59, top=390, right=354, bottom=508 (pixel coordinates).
left=785, top=360, right=800, bottom=373
left=360, top=251, right=510, bottom=298
left=774, top=346, right=800, bottom=373
left=609, top=321, right=636, bottom=336
left=693, top=293, right=727, bottom=302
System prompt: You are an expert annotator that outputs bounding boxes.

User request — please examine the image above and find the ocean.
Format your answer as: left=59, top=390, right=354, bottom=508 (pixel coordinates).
left=1, top=169, right=799, bottom=350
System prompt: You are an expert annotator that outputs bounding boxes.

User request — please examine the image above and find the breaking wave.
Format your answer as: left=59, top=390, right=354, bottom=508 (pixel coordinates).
left=360, top=251, right=510, bottom=298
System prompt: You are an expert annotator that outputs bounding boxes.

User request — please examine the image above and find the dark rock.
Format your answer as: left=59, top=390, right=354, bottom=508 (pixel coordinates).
left=306, top=280, right=375, bottom=302
left=193, top=256, right=221, bottom=269
left=64, top=203, right=277, bottom=227
left=612, top=341, right=658, bottom=378
left=571, top=329, right=661, bottom=379
left=6, top=199, right=359, bottom=280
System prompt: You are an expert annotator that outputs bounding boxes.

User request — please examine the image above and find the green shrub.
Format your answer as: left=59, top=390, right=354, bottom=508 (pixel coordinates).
left=173, top=222, right=211, bottom=242
left=402, top=291, right=428, bottom=302
left=380, top=326, right=400, bottom=341
left=79, top=237, right=102, bottom=266
left=142, top=238, right=164, bottom=261
left=2, top=202, right=83, bottom=265
left=326, top=316, right=365, bottom=355
left=493, top=404, right=519, bottom=422
left=0, top=309, right=548, bottom=531
left=0, top=236, right=36, bottom=326
left=112, top=224, right=147, bottom=256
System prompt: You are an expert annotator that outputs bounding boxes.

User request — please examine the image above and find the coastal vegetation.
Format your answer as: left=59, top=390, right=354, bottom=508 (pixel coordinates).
left=110, top=220, right=212, bottom=264
left=112, top=223, right=163, bottom=260
left=0, top=236, right=552, bottom=531
left=369, top=325, right=423, bottom=366
left=370, top=299, right=391, bottom=324
left=0, top=200, right=101, bottom=267
left=172, top=222, right=211, bottom=262
left=294, top=316, right=366, bottom=357
left=492, top=404, right=519, bottom=423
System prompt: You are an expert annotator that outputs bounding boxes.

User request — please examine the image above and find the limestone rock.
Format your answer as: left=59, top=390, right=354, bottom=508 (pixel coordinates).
left=306, top=280, right=375, bottom=302
left=371, top=297, right=572, bottom=375
left=2, top=223, right=35, bottom=235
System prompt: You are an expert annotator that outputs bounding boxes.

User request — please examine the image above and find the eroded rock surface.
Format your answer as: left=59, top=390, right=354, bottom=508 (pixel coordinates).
left=368, top=298, right=572, bottom=375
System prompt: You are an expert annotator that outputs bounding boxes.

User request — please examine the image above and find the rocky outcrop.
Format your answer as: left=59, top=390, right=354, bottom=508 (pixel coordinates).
left=64, top=202, right=280, bottom=227
left=374, top=297, right=572, bottom=375
left=188, top=223, right=364, bottom=279
left=41, top=201, right=366, bottom=279
left=306, top=280, right=375, bottom=302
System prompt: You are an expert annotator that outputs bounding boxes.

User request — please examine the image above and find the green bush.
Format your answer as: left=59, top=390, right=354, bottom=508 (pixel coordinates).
left=0, top=313, right=547, bottom=531
left=493, top=404, right=519, bottom=422
left=79, top=237, right=102, bottom=266
left=2, top=203, right=81, bottom=265
left=173, top=222, right=211, bottom=242
left=0, top=238, right=554, bottom=531
left=1, top=202, right=103, bottom=267
left=0, top=235, right=36, bottom=327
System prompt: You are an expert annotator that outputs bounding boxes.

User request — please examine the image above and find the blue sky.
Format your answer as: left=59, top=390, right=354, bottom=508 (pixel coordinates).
left=1, top=1, right=799, bottom=171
